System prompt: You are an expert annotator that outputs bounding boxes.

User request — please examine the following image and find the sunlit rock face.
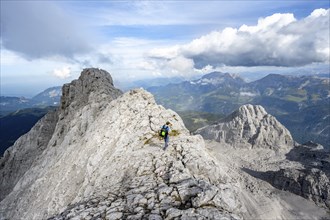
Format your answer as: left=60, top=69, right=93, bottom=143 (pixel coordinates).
left=0, top=68, right=243, bottom=220
left=196, top=104, right=294, bottom=152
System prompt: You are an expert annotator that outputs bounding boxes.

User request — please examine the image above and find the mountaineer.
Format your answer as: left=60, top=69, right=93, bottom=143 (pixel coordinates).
left=160, top=121, right=171, bottom=150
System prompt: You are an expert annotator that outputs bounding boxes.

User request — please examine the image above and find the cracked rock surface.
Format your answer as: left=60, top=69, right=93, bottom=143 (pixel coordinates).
left=0, top=69, right=242, bottom=219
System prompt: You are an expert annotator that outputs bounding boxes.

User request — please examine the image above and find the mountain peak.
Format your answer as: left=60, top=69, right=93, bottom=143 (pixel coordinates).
left=234, top=104, right=268, bottom=120
left=192, top=71, right=245, bottom=86
left=202, top=71, right=243, bottom=80
left=60, top=68, right=122, bottom=112
left=196, top=104, right=294, bottom=151
left=254, top=73, right=292, bottom=84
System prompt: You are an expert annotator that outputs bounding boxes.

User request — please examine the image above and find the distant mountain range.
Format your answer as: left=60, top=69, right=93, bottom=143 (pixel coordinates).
left=148, top=72, right=330, bottom=148
left=0, top=86, right=61, bottom=116
left=0, top=87, right=61, bottom=155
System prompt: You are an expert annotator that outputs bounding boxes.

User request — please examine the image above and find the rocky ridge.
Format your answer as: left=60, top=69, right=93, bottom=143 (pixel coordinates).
left=0, top=69, right=243, bottom=219
left=196, top=104, right=330, bottom=211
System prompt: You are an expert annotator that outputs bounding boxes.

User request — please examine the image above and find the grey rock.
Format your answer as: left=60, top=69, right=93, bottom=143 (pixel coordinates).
left=195, top=104, right=294, bottom=151
left=0, top=69, right=242, bottom=220
left=148, top=214, right=162, bottom=220
left=270, top=167, right=330, bottom=208
left=166, top=208, right=182, bottom=219
left=0, top=109, right=58, bottom=201
left=241, top=141, right=330, bottom=210
left=106, top=211, right=123, bottom=220
left=60, top=68, right=122, bottom=114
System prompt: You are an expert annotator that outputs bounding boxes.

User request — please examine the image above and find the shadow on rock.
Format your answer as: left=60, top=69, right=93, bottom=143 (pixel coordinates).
left=286, top=141, right=330, bottom=177
left=241, top=142, right=330, bottom=209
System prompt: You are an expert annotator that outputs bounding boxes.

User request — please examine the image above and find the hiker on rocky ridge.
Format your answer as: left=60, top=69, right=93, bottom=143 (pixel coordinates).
left=160, top=121, right=171, bottom=150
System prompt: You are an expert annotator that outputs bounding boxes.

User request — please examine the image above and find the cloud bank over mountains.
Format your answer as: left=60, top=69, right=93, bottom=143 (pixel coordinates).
left=148, top=9, right=329, bottom=73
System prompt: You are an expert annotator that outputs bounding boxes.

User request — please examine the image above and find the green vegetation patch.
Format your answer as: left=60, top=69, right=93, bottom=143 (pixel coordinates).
left=283, top=95, right=307, bottom=103
left=170, top=130, right=180, bottom=136
left=177, top=111, right=225, bottom=132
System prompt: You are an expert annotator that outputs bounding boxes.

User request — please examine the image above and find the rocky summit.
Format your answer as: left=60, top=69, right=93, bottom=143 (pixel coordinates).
left=0, top=68, right=329, bottom=220
left=195, top=104, right=294, bottom=151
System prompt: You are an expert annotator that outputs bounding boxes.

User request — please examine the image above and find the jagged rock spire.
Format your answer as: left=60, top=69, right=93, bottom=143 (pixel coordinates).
left=60, top=68, right=122, bottom=113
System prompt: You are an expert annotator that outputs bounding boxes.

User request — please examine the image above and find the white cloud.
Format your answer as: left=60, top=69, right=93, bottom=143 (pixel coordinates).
left=53, top=67, right=71, bottom=79
left=138, top=61, right=156, bottom=70
left=168, top=56, right=195, bottom=73
left=147, top=8, right=330, bottom=71
left=310, top=8, right=328, bottom=17
left=148, top=46, right=180, bottom=59
left=239, top=13, right=296, bottom=33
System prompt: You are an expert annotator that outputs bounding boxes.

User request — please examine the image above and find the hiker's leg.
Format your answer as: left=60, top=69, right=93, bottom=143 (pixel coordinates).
left=164, top=136, right=169, bottom=150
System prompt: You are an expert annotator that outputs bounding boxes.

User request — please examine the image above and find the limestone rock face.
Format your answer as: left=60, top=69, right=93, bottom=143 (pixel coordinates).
left=195, top=104, right=294, bottom=151
left=0, top=69, right=242, bottom=219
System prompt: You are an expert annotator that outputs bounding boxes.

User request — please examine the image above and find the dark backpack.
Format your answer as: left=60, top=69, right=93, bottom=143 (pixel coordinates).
left=159, top=125, right=168, bottom=137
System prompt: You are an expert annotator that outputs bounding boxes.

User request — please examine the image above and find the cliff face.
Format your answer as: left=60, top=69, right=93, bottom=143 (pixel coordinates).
left=195, top=104, right=294, bottom=151
left=0, top=109, right=58, bottom=201
left=0, top=69, right=242, bottom=219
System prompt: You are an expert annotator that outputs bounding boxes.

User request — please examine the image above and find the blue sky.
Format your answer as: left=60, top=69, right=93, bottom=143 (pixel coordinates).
left=1, top=0, right=329, bottom=96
